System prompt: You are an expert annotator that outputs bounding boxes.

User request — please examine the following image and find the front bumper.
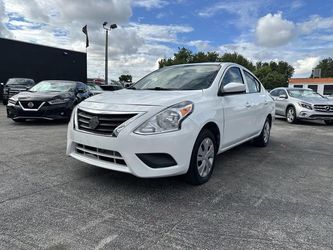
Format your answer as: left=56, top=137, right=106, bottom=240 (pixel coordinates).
left=66, top=115, right=199, bottom=178
left=296, top=108, right=333, bottom=121
left=7, top=103, right=72, bottom=120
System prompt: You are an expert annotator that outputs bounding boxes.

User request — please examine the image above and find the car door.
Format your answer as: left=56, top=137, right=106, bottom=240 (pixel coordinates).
left=242, top=70, right=266, bottom=134
left=220, top=66, right=253, bottom=148
left=275, top=89, right=288, bottom=115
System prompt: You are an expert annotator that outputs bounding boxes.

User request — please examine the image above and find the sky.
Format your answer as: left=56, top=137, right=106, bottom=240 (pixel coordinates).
left=0, top=0, right=333, bottom=81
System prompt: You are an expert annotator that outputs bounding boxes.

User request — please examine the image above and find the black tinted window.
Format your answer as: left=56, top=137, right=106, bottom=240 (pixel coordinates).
left=323, top=85, right=333, bottom=95
left=244, top=71, right=260, bottom=93
left=308, top=85, right=318, bottom=92
left=222, top=67, right=244, bottom=86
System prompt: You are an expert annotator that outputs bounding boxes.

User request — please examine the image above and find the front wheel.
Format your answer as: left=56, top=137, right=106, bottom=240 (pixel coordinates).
left=254, top=118, right=271, bottom=147
left=325, top=120, right=333, bottom=125
left=286, top=106, right=297, bottom=124
left=3, top=99, right=8, bottom=105
left=185, top=129, right=217, bottom=185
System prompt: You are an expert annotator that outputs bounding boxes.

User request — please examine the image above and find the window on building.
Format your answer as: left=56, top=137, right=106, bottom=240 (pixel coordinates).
left=307, top=85, right=318, bottom=92
left=323, top=85, right=333, bottom=96
left=293, top=85, right=303, bottom=88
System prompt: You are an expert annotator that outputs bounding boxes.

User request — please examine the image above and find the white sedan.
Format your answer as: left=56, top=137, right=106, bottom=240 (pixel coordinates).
left=67, top=63, right=275, bottom=184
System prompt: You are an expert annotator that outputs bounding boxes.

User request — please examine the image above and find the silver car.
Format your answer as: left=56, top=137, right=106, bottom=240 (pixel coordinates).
left=270, top=87, right=333, bottom=125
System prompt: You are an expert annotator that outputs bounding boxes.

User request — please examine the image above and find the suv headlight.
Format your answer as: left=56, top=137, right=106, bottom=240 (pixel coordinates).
left=48, top=98, right=70, bottom=105
left=8, top=98, right=17, bottom=105
left=298, top=102, right=312, bottom=110
left=134, top=101, right=194, bottom=135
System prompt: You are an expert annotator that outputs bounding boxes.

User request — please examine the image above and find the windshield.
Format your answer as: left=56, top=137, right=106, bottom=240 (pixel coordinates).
left=7, top=78, right=33, bottom=85
left=30, top=81, right=76, bottom=92
left=132, top=65, right=220, bottom=90
left=287, top=89, right=323, bottom=98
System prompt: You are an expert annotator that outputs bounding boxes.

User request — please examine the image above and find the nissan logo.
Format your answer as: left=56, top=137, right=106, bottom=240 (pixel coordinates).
left=27, top=102, right=34, bottom=108
left=89, top=116, right=100, bottom=130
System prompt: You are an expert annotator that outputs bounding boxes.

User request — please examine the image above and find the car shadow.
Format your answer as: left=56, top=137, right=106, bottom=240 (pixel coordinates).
left=11, top=119, right=69, bottom=126
left=275, top=117, right=326, bottom=126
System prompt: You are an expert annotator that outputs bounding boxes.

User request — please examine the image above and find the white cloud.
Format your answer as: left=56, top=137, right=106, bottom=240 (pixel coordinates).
left=132, top=0, right=168, bottom=9
left=255, top=13, right=295, bottom=47
left=294, top=57, right=320, bottom=76
left=298, top=15, right=333, bottom=34
left=187, top=40, right=211, bottom=51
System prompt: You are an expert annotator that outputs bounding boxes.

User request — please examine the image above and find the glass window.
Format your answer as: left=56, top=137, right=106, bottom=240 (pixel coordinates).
left=270, top=89, right=279, bottom=96
left=287, top=89, right=323, bottom=98
left=293, top=85, right=303, bottom=88
left=307, top=85, right=318, bottom=92
left=323, top=85, right=333, bottom=95
left=221, top=67, right=244, bottom=86
left=30, top=81, right=76, bottom=92
left=244, top=71, right=260, bottom=93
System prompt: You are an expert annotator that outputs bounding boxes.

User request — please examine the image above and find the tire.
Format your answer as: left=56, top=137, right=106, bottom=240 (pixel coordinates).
left=2, top=99, right=7, bottom=105
left=185, top=129, right=217, bottom=185
left=286, top=106, right=297, bottom=124
left=325, top=120, right=333, bottom=125
left=13, top=118, right=25, bottom=122
left=254, top=118, right=271, bottom=147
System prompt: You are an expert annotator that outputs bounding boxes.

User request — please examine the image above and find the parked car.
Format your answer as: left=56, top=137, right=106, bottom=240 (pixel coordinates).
left=100, top=83, right=123, bottom=91
left=66, top=63, right=275, bottom=185
left=7, top=80, right=92, bottom=122
left=3, top=78, right=35, bottom=105
left=86, top=83, right=104, bottom=95
left=270, top=87, right=333, bottom=125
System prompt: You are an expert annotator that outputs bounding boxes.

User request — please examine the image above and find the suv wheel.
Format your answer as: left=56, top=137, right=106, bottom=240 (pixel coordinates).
left=2, top=99, right=8, bottom=105
left=254, top=118, right=271, bottom=147
left=185, top=129, right=216, bottom=185
left=286, top=106, right=297, bottom=124
left=325, top=120, right=333, bottom=125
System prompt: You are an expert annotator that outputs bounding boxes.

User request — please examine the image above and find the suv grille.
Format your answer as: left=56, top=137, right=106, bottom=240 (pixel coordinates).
left=20, top=101, right=44, bottom=109
left=314, top=105, right=333, bottom=112
left=75, top=143, right=126, bottom=166
left=77, top=109, right=137, bottom=135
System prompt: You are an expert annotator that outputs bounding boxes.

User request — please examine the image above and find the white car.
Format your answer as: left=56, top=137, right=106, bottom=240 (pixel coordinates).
left=67, top=63, right=275, bottom=184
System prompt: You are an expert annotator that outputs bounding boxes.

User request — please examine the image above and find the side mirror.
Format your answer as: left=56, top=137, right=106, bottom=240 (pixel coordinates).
left=77, top=88, right=85, bottom=94
left=279, top=94, right=287, bottom=99
left=219, top=82, right=246, bottom=96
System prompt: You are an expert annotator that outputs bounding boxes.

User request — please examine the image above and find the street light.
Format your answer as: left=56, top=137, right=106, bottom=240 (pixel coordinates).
left=103, top=22, right=117, bottom=85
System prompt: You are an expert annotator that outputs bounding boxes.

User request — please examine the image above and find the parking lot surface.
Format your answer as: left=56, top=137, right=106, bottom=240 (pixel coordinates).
left=0, top=105, right=333, bottom=249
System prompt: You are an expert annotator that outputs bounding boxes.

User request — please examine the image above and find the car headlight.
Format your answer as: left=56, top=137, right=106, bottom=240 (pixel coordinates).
left=298, top=102, right=312, bottom=110
left=134, top=101, right=194, bottom=135
left=48, top=98, right=70, bottom=105
left=8, top=98, right=17, bottom=105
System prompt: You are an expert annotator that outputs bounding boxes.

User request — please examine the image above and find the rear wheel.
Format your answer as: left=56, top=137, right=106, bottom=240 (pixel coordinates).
left=286, top=106, right=297, bottom=124
left=325, top=120, right=333, bottom=125
left=254, top=118, right=271, bottom=147
left=185, top=129, right=217, bottom=185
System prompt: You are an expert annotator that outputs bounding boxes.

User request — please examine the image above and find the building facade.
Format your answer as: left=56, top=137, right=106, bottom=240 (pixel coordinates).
left=288, top=78, right=333, bottom=96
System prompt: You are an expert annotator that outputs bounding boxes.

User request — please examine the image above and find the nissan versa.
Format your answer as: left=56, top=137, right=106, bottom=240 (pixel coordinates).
left=67, top=63, right=275, bottom=184
left=7, top=80, right=92, bottom=121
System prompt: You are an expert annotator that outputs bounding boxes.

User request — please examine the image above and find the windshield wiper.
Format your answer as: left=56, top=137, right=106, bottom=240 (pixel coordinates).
left=143, top=87, right=177, bottom=91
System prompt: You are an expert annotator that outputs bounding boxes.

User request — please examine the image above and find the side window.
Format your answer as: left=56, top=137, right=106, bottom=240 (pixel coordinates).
left=221, top=67, right=244, bottom=86
left=279, top=89, right=287, bottom=97
left=244, top=71, right=259, bottom=93
left=270, top=89, right=279, bottom=97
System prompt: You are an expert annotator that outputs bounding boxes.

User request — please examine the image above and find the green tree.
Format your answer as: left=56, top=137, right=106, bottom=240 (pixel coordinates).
left=219, top=52, right=255, bottom=72
left=119, top=74, right=132, bottom=83
left=313, top=58, right=333, bottom=77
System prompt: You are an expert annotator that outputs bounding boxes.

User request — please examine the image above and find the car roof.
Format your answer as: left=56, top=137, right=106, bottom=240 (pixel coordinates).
left=41, top=80, right=80, bottom=84
left=272, top=87, right=312, bottom=91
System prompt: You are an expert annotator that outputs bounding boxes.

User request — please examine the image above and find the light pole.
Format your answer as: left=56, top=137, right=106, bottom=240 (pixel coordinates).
left=103, top=22, right=117, bottom=85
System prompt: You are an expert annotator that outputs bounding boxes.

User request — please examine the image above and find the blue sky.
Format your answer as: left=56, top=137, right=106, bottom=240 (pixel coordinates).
left=1, top=0, right=333, bottom=80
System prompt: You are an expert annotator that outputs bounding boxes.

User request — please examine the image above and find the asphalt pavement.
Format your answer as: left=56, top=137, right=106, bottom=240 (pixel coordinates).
left=0, top=105, right=333, bottom=249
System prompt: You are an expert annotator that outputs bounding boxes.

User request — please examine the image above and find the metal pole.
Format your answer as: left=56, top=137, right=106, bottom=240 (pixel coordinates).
left=105, top=29, right=108, bottom=85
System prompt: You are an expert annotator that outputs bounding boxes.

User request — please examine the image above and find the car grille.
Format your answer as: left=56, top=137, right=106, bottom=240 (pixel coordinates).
left=19, top=101, right=44, bottom=109
left=313, top=105, right=333, bottom=112
left=77, top=109, right=137, bottom=135
left=75, top=143, right=126, bottom=166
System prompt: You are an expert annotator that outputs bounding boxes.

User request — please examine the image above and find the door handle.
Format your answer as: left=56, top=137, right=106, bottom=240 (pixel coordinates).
left=245, top=102, right=252, bottom=108
left=264, top=100, right=268, bottom=105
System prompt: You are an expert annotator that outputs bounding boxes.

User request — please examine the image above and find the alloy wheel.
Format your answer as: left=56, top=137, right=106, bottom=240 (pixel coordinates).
left=287, top=108, right=295, bottom=123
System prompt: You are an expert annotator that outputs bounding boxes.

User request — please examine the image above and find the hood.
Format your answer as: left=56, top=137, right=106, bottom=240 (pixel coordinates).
left=12, top=91, right=72, bottom=101
left=296, top=96, right=333, bottom=105
left=84, top=89, right=203, bottom=107
left=5, top=84, right=29, bottom=90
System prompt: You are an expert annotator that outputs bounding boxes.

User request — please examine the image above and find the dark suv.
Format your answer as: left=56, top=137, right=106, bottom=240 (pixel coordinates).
left=3, top=78, right=35, bottom=105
